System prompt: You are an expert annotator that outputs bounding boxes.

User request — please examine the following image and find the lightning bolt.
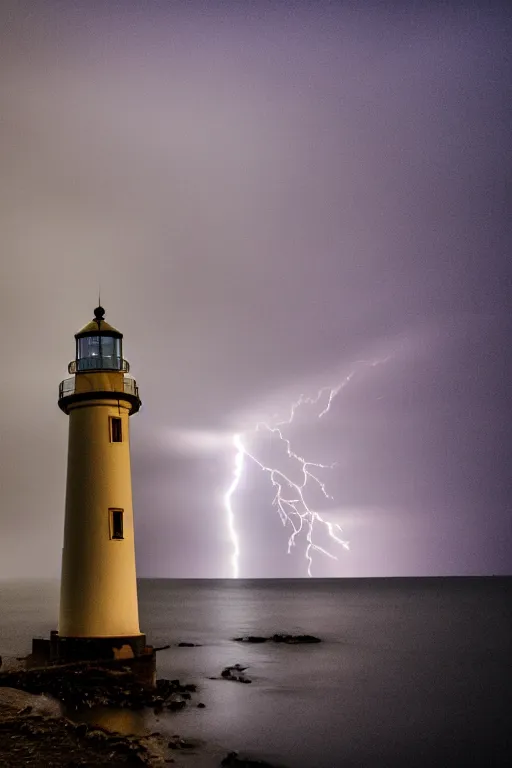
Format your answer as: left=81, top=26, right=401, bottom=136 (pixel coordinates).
left=224, top=359, right=388, bottom=578
left=224, top=434, right=244, bottom=580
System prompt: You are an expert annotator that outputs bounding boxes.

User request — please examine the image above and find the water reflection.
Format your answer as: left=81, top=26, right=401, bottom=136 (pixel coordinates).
left=64, top=705, right=147, bottom=736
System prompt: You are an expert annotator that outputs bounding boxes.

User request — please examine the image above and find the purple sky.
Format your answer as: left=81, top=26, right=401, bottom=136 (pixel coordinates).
left=0, top=0, right=511, bottom=578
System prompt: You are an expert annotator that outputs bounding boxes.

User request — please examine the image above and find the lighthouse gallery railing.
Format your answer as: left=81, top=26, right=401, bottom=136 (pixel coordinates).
left=58, top=376, right=139, bottom=400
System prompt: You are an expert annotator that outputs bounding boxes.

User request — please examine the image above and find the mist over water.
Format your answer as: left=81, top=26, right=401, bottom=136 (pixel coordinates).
left=1, top=577, right=511, bottom=766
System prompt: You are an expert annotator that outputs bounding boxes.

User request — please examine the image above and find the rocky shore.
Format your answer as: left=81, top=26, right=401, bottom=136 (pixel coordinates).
left=0, top=661, right=199, bottom=767
left=0, top=687, right=167, bottom=767
left=0, top=661, right=196, bottom=713
left=0, top=632, right=314, bottom=766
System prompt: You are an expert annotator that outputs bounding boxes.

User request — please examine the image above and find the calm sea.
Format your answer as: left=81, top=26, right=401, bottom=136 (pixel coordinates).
left=0, top=578, right=511, bottom=767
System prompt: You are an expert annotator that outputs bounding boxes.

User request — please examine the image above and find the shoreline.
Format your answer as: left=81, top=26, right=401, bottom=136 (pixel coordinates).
left=0, top=686, right=168, bottom=767
left=0, top=658, right=285, bottom=768
left=0, top=660, right=199, bottom=766
left=0, top=659, right=202, bottom=768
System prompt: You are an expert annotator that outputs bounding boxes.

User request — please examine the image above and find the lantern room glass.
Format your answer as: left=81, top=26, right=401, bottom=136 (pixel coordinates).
left=76, top=335, right=122, bottom=371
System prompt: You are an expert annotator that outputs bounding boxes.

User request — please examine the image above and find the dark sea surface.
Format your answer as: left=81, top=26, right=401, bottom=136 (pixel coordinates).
left=1, top=577, right=511, bottom=767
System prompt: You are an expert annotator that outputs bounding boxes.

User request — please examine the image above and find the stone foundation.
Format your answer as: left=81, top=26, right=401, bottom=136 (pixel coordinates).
left=27, top=632, right=156, bottom=688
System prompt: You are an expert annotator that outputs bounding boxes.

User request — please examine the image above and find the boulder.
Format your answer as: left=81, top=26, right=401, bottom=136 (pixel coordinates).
left=74, top=722, right=88, bottom=738
left=233, top=633, right=322, bottom=645
left=271, top=634, right=321, bottom=644
left=0, top=687, right=61, bottom=719
left=85, top=728, right=110, bottom=741
left=221, top=750, right=281, bottom=767
left=221, top=665, right=252, bottom=683
left=168, top=734, right=195, bottom=750
left=167, top=694, right=187, bottom=711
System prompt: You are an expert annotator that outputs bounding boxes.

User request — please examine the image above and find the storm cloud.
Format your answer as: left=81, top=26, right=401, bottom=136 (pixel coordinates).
left=1, top=0, right=511, bottom=577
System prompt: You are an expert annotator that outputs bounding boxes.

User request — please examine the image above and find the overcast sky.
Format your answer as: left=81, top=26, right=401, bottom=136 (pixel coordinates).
left=1, top=0, right=511, bottom=578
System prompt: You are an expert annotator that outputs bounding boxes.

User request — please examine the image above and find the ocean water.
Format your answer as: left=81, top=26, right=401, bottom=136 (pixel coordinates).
left=0, top=577, right=511, bottom=766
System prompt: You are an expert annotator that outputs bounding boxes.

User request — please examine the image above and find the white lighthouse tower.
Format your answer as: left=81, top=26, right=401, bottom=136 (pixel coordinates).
left=44, top=305, right=147, bottom=663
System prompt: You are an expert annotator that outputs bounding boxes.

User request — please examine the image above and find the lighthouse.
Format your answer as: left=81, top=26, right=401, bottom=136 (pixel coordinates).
left=31, top=305, right=151, bottom=667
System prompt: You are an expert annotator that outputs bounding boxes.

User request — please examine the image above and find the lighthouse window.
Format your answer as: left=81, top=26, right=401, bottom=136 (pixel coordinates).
left=110, top=509, right=124, bottom=540
left=78, top=336, right=101, bottom=358
left=77, top=335, right=122, bottom=371
left=110, top=417, right=123, bottom=443
left=101, top=336, right=120, bottom=360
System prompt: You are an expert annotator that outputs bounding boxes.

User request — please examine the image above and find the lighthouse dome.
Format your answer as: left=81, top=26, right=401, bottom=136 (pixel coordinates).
left=75, top=306, right=123, bottom=339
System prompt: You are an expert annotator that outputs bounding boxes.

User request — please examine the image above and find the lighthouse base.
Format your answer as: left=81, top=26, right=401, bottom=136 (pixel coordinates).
left=31, top=631, right=147, bottom=664
left=28, top=632, right=156, bottom=687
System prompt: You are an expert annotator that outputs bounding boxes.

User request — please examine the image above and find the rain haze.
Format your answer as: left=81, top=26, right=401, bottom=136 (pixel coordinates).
left=1, top=0, right=511, bottom=579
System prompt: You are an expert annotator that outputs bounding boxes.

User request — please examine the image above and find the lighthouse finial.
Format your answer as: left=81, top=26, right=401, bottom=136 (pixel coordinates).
left=94, top=285, right=105, bottom=323
left=93, top=301, right=105, bottom=323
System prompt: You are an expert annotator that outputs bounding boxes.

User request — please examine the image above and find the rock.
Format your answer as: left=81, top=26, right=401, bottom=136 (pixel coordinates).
left=177, top=642, right=201, bottom=647
left=74, top=722, right=88, bottom=738
left=271, top=634, right=321, bottom=644
left=167, top=697, right=186, bottom=711
left=0, top=664, right=198, bottom=714
left=221, top=665, right=252, bottom=683
left=0, top=709, right=165, bottom=767
left=85, top=729, right=109, bottom=741
left=197, top=702, right=206, bottom=708
left=0, top=687, right=61, bottom=719
left=221, top=750, right=281, bottom=767
left=168, top=735, right=194, bottom=750
left=232, top=633, right=322, bottom=645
